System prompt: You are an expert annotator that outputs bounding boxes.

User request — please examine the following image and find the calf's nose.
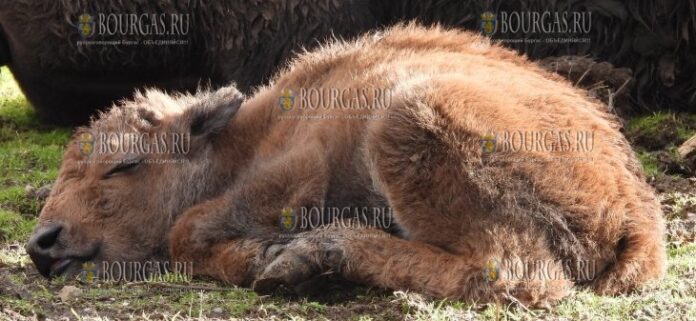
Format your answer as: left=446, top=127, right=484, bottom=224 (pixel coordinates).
left=25, top=223, right=64, bottom=277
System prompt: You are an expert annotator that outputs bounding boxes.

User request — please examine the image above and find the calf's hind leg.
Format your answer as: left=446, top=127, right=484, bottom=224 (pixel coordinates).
left=254, top=226, right=571, bottom=306
left=255, top=90, right=571, bottom=306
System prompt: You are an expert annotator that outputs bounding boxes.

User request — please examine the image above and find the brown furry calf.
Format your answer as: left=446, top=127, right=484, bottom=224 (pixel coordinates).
left=27, top=25, right=665, bottom=306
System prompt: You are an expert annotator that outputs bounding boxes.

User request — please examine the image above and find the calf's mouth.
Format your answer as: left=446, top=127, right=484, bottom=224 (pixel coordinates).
left=25, top=223, right=101, bottom=278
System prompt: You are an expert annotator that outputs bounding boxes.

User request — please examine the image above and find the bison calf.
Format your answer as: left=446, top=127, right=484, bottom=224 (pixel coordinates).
left=26, top=25, right=665, bottom=306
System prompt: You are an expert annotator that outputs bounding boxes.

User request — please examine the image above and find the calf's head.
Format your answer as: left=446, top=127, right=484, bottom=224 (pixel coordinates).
left=26, top=86, right=244, bottom=278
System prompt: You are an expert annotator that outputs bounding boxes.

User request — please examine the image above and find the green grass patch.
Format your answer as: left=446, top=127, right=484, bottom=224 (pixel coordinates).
left=0, top=67, right=39, bottom=128
left=0, top=67, right=70, bottom=242
left=636, top=150, right=661, bottom=177
left=626, top=111, right=696, bottom=150
left=627, top=111, right=696, bottom=178
left=627, top=112, right=696, bottom=143
left=0, top=209, right=36, bottom=243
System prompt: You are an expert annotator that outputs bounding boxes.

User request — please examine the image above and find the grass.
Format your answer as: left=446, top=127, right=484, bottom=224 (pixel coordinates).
left=626, top=112, right=696, bottom=145
left=636, top=150, right=661, bottom=177
left=0, top=67, right=70, bottom=242
left=626, top=111, right=696, bottom=178
left=0, top=67, right=695, bottom=320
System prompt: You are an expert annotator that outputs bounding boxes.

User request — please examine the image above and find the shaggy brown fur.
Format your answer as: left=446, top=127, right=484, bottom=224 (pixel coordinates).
left=27, top=25, right=665, bottom=306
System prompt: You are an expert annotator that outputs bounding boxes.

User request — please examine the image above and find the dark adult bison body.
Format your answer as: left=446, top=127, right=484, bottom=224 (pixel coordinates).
left=26, top=25, right=665, bottom=306
left=0, top=0, right=384, bottom=124
left=2, top=1, right=693, bottom=125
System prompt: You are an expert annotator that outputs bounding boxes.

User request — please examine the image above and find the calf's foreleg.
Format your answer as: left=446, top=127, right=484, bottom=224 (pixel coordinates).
left=168, top=146, right=330, bottom=285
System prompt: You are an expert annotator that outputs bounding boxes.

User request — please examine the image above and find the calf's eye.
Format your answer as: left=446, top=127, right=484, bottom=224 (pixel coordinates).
left=103, top=159, right=141, bottom=178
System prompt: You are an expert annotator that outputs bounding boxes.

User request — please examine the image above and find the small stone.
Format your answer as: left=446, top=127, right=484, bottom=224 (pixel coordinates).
left=24, top=184, right=36, bottom=197
left=58, top=285, right=82, bottom=302
left=212, top=307, right=223, bottom=314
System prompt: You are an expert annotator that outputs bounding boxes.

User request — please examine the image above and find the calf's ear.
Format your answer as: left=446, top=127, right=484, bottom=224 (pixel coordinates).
left=184, top=86, right=244, bottom=138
